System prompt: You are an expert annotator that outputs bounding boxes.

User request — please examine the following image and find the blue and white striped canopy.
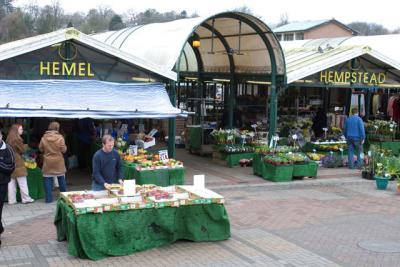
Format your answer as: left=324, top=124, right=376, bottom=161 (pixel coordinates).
left=0, top=80, right=185, bottom=119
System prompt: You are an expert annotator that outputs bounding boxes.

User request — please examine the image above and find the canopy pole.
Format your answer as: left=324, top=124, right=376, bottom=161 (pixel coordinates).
left=365, top=89, right=371, bottom=120
left=168, top=81, right=177, bottom=158
left=268, top=71, right=277, bottom=141
left=228, top=79, right=235, bottom=129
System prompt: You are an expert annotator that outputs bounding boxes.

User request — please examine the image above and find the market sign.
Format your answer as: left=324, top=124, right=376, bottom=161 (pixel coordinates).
left=39, top=42, right=95, bottom=77
left=319, top=71, right=386, bottom=85
left=39, top=61, right=95, bottom=77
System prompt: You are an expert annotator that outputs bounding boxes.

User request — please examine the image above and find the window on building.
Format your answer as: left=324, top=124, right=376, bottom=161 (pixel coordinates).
left=276, top=34, right=282, bottom=41
left=296, top=33, right=304, bottom=40
left=284, top=33, right=294, bottom=41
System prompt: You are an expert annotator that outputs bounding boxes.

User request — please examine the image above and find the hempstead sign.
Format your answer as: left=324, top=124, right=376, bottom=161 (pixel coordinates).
left=320, top=70, right=386, bottom=85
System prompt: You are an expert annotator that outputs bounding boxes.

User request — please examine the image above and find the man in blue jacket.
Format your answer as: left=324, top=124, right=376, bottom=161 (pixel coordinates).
left=92, top=135, right=123, bottom=191
left=343, top=107, right=366, bottom=169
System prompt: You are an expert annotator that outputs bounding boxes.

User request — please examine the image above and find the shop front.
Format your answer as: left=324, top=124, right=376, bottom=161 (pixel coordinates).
left=278, top=38, right=400, bottom=171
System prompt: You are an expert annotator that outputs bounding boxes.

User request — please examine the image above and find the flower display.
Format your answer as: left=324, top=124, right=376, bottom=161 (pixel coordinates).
left=366, top=120, right=398, bottom=141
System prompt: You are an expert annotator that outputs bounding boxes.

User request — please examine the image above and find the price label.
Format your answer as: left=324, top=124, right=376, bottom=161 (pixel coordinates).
left=158, top=150, right=169, bottom=161
left=129, top=145, right=138, bottom=156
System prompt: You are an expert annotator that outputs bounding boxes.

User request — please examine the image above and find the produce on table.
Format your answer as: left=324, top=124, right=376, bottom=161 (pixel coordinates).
left=68, top=193, right=95, bottom=203
left=24, top=158, right=37, bottom=169
left=307, top=153, right=325, bottom=161
left=146, top=189, right=173, bottom=200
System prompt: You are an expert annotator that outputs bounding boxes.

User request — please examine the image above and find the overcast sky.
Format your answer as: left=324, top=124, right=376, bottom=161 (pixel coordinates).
left=13, top=0, right=399, bottom=30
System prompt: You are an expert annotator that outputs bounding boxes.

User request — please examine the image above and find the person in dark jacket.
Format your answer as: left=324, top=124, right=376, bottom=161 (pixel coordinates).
left=312, top=108, right=328, bottom=138
left=92, top=135, right=123, bottom=191
left=0, top=131, right=16, bottom=246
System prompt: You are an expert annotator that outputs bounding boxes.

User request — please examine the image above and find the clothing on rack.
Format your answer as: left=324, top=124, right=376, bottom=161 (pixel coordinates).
left=393, top=97, right=400, bottom=123
left=351, top=94, right=365, bottom=116
left=327, top=113, right=347, bottom=129
left=388, top=96, right=396, bottom=117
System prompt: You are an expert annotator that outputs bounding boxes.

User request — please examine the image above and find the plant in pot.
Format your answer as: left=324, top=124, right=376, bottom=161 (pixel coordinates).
left=374, top=161, right=390, bottom=190
left=385, top=156, right=400, bottom=181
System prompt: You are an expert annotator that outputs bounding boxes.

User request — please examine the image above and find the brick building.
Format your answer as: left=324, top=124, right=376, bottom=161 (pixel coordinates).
left=274, top=19, right=358, bottom=41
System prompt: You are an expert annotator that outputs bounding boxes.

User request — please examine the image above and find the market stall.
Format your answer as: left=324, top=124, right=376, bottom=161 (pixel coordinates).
left=253, top=146, right=318, bottom=182
left=366, top=120, right=400, bottom=156
left=55, top=184, right=230, bottom=260
left=210, top=129, right=261, bottom=168
left=123, top=149, right=185, bottom=186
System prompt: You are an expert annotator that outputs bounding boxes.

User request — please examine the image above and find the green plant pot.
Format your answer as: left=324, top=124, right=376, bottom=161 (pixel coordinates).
left=375, top=176, right=389, bottom=190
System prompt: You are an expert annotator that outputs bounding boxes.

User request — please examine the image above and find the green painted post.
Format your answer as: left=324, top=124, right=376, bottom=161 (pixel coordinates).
left=268, top=71, right=277, bottom=142
left=365, top=90, right=371, bottom=120
left=168, top=81, right=177, bottom=158
left=228, top=79, right=234, bottom=129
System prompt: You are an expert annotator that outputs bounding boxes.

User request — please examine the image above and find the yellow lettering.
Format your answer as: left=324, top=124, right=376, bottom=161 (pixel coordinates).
left=78, top=63, right=86, bottom=76
left=378, top=73, right=386, bottom=84
left=52, top=62, right=60, bottom=75
left=334, top=72, right=344, bottom=83
left=370, top=73, right=377, bottom=84
left=358, top=72, right=363, bottom=82
left=363, top=73, right=369, bottom=84
left=62, top=63, right=76, bottom=76
left=351, top=72, right=357, bottom=83
left=320, top=71, right=328, bottom=83
left=87, top=63, right=95, bottom=77
left=40, top=62, right=50, bottom=75
left=328, top=71, right=334, bottom=83
left=344, top=72, right=351, bottom=83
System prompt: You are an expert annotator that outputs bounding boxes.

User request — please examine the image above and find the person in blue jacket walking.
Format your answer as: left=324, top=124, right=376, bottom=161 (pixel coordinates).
left=343, top=107, right=366, bottom=169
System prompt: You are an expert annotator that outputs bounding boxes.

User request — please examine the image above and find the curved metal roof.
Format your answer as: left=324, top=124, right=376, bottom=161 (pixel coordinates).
left=93, top=12, right=286, bottom=78
left=281, top=34, right=400, bottom=83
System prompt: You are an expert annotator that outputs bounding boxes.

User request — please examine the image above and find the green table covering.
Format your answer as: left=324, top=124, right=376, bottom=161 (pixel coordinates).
left=188, top=127, right=202, bottom=150
left=123, top=162, right=185, bottom=186
left=54, top=198, right=231, bottom=260
left=252, top=153, right=265, bottom=176
left=15, top=167, right=45, bottom=201
left=220, top=152, right=255, bottom=168
left=262, top=163, right=294, bottom=182
left=292, top=162, right=318, bottom=177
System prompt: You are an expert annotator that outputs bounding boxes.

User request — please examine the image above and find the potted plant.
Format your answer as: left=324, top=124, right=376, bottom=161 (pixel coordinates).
left=385, top=156, right=400, bottom=181
left=374, top=162, right=390, bottom=190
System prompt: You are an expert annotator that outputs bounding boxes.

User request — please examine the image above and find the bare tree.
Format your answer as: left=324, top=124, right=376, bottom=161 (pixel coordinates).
left=0, top=9, right=29, bottom=43
left=348, top=21, right=389, bottom=36
left=276, top=13, right=289, bottom=27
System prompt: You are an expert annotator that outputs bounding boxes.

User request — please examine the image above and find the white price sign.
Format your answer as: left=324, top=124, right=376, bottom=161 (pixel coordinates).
left=158, top=150, right=169, bottom=161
